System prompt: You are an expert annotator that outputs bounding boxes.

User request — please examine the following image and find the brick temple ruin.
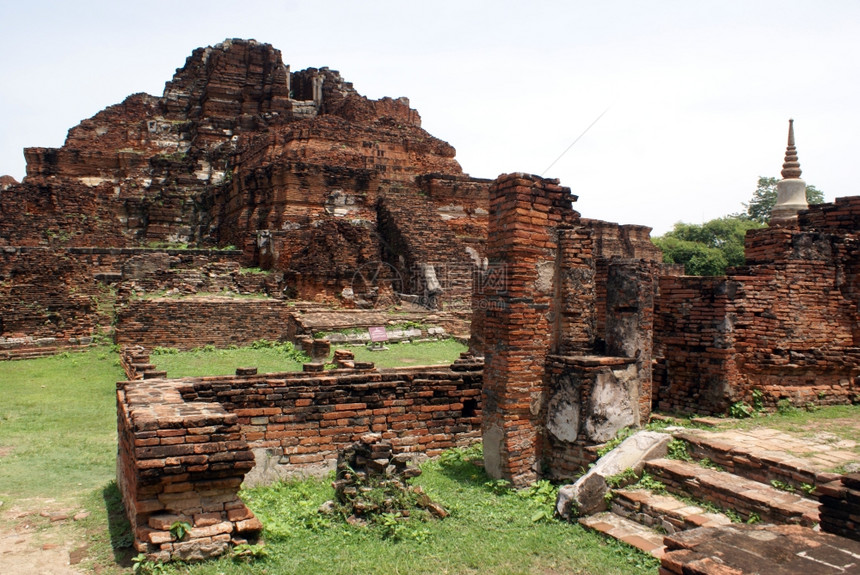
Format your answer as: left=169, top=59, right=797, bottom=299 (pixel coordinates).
left=1, top=39, right=858, bottom=562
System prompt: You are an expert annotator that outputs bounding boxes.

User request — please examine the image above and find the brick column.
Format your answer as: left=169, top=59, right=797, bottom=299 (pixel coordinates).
left=479, top=173, right=579, bottom=485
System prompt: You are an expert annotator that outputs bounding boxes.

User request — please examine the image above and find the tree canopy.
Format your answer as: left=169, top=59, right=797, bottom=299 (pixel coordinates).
left=652, top=217, right=763, bottom=276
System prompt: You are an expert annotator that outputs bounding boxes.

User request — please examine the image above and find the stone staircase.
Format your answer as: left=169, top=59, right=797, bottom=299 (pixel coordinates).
left=577, top=427, right=833, bottom=561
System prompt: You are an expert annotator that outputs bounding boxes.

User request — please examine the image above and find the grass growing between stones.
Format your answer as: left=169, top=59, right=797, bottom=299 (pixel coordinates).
left=710, top=404, right=860, bottom=449
left=149, top=450, right=658, bottom=575
left=0, top=346, right=124, bottom=504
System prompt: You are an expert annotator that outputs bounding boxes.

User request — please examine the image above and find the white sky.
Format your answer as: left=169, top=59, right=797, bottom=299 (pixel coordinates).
left=1, top=0, right=858, bottom=235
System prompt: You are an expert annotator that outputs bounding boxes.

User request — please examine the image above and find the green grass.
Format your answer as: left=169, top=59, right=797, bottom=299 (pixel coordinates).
left=150, top=339, right=468, bottom=377
left=0, top=347, right=124, bottom=504
left=350, top=339, right=467, bottom=369
left=151, top=343, right=310, bottom=377
left=708, top=404, right=860, bottom=448
left=146, top=453, right=657, bottom=575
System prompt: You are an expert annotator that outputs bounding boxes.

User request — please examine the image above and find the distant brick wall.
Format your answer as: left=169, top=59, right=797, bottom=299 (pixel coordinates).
left=0, top=249, right=105, bottom=339
left=115, top=298, right=294, bottom=349
left=117, top=357, right=483, bottom=560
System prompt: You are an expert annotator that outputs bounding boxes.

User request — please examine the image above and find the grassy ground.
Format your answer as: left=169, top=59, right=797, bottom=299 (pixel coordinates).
left=150, top=339, right=468, bottom=377
left=707, top=404, right=859, bottom=439
left=141, top=452, right=658, bottom=575
left=151, top=342, right=310, bottom=377
left=0, top=347, right=123, bottom=504
left=706, top=404, right=860, bottom=462
left=350, top=338, right=467, bottom=369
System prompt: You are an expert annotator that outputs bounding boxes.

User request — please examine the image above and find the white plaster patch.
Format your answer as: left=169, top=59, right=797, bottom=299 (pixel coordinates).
left=535, top=260, right=555, bottom=293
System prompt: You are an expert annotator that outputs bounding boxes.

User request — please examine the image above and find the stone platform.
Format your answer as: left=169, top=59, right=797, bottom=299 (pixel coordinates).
left=660, top=524, right=860, bottom=575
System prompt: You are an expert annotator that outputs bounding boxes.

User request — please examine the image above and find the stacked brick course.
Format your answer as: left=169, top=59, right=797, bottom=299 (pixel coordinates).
left=117, top=380, right=261, bottom=562
left=115, top=298, right=293, bottom=349
left=818, top=473, right=860, bottom=542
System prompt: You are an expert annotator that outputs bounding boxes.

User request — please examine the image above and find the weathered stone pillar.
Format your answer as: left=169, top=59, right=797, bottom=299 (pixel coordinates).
left=479, top=173, right=579, bottom=486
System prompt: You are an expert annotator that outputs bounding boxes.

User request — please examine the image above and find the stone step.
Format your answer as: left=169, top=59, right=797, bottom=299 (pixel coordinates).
left=579, top=511, right=666, bottom=558
left=645, top=458, right=820, bottom=526
left=610, top=487, right=732, bottom=535
left=672, top=429, right=842, bottom=499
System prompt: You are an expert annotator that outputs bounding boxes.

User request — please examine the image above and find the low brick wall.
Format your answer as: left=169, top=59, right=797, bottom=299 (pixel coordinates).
left=114, top=298, right=294, bottom=349
left=118, top=356, right=483, bottom=560
left=117, top=381, right=260, bottom=562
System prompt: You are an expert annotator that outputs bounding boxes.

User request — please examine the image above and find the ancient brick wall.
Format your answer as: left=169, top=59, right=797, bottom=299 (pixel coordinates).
left=475, top=175, right=668, bottom=483
left=654, top=276, right=740, bottom=415
left=416, top=174, right=491, bottom=243
left=67, top=248, right=245, bottom=275
left=116, top=380, right=261, bottom=562
left=544, top=257, right=659, bottom=478
left=655, top=213, right=860, bottom=415
left=377, top=187, right=475, bottom=309
left=269, top=219, right=383, bottom=303
left=0, top=250, right=108, bottom=339
left=117, top=357, right=482, bottom=560
left=114, top=298, right=294, bottom=349
left=579, top=219, right=674, bottom=347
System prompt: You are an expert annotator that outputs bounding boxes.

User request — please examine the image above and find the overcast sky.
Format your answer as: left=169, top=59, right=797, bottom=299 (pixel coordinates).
left=1, top=0, right=858, bottom=235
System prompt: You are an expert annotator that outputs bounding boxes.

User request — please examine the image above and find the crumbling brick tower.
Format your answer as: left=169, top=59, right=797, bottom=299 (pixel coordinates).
left=475, top=174, right=580, bottom=485
left=475, top=174, right=668, bottom=485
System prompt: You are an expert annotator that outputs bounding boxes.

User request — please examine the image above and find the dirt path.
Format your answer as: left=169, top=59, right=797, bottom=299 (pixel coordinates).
left=0, top=501, right=88, bottom=575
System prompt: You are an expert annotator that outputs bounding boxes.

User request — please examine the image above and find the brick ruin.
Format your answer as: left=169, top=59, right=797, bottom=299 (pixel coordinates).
left=655, top=198, right=860, bottom=415
left=1, top=38, right=859, bottom=561
left=0, top=38, right=488, bottom=349
left=117, top=347, right=481, bottom=560
left=475, top=173, right=860, bottom=486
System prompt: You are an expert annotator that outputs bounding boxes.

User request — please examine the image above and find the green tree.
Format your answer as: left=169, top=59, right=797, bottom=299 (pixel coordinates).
left=744, top=176, right=824, bottom=224
left=653, top=217, right=763, bottom=276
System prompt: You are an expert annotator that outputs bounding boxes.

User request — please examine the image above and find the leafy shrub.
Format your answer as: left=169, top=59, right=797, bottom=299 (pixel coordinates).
left=729, top=401, right=754, bottom=418
left=667, top=439, right=692, bottom=461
